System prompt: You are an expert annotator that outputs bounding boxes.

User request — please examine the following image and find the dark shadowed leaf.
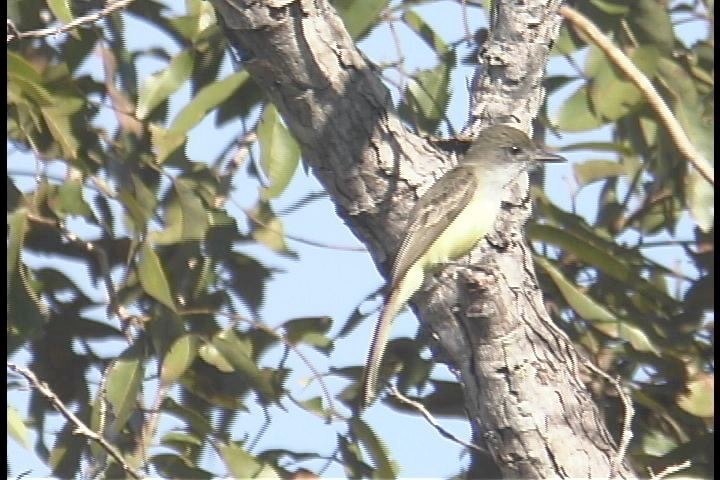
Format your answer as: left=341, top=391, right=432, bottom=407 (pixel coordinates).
left=151, top=453, right=214, bottom=479
left=283, top=316, right=333, bottom=351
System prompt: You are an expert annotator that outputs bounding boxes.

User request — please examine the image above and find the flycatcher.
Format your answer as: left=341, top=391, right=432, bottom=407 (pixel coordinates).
left=362, top=124, right=565, bottom=407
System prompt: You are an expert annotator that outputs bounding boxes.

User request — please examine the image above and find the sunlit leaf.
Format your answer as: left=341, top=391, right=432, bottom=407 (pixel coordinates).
left=554, top=85, right=605, bottom=131
left=536, top=258, right=661, bottom=354
left=283, top=316, right=333, bottom=351
left=161, top=334, right=200, bottom=386
left=573, top=159, right=630, bottom=186
left=398, top=57, right=453, bottom=134
left=169, top=71, right=252, bottom=135
left=249, top=201, right=291, bottom=254
left=136, top=50, right=194, bottom=120
left=7, top=406, right=30, bottom=449
left=332, top=0, right=389, bottom=40
left=219, top=441, right=281, bottom=479
left=105, top=343, right=144, bottom=431
left=138, top=243, right=176, bottom=311
left=257, top=104, right=300, bottom=200
left=677, top=373, right=714, bottom=418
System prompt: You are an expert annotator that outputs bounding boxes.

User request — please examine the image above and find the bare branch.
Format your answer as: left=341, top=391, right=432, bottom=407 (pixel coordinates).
left=7, top=0, right=136, bottom=43
left=7, top=362, right=143, bottom=480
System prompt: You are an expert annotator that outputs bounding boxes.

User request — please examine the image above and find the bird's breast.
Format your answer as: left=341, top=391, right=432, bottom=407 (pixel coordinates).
left=419, top=188, right=503, bottom=269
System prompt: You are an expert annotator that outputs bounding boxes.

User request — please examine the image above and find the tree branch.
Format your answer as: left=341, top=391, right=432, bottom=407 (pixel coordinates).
left=7, top=362, right=142, bottom=480
left=7, top=0, right=136, bottom=43
left=560, top=5, right=714, bottom=185
left=209, top=0, right=637, bottom=477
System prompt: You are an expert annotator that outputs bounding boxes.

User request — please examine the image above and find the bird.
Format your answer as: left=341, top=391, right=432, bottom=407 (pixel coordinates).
left=361, top=124, right=565, bottom=407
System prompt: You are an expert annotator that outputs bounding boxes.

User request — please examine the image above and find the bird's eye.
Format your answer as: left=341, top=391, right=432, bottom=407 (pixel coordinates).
left=509, top=145, right=522, bottom=155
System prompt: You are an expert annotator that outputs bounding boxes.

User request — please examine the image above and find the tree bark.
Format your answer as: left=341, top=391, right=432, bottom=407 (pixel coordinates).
left=210, top=0, right=636, bottom=477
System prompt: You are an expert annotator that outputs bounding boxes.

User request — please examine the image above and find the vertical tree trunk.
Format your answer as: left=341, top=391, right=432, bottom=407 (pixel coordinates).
left=210, top=0, right=636, bottom=477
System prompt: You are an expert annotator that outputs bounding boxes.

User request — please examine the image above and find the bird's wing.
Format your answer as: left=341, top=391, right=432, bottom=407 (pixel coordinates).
left=390, top=165, right=478, bottom=286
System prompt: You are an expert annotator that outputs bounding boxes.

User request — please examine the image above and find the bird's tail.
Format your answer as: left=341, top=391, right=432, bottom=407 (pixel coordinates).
left=361, top=267, right=423, bottom=407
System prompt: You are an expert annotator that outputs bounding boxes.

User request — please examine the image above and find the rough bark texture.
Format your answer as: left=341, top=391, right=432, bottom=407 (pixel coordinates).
left=210, top=0, right=636, bottom=478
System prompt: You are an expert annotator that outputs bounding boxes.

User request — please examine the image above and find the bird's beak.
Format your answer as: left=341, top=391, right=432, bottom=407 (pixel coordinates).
left=535, top=150, right=566, bottom=163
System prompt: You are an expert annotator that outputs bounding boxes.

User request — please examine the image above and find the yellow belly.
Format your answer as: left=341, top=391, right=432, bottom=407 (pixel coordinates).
left=419, top=193, right=501, bottom=270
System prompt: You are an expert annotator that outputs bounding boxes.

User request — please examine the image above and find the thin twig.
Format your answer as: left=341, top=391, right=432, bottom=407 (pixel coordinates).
left=388, top=385, right=487, bottom=454
left=7, top=0, right=136, bottom=42
left=560, top=5, right=714, bottom=185
left=650, top=460, right=692, bottom=480
left=7, top=362, right=142, bottom=480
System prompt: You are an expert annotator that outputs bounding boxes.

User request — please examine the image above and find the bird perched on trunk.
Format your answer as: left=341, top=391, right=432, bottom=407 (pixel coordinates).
left=361, top=124, right=565, bottom=407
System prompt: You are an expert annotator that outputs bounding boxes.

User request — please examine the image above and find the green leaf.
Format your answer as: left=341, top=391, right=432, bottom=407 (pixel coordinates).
left=551, top=24, right=583, bottom=56
left=628, top=0, right=674, bottom=53
left=257, top=104, right=301, bottom=200
left=297, top=396, right=328, bottom=418
left=656, top=58, right=715, bottom=232
left=219, top=441, right=281, bottom=479
left=161, top=334, right=200, bottom=386
left=47, top=0, right=74, bottom=24
left=588, top=51, right=644, bottom=122
left=529, top=221, right=677, bottom=312
left=573, top=159, right=630, bottom=186
left=136, top=50, right=194, bottom=120
left=554, top=85, right=605, bottom=132
left=149, top=123, right=187, bottom=165
left=677, top=373, right=714, bottom=418
left=48, top=179, right=94, bottom=219
left=7, top=405, right=31, bottom=449
left=283, top=316, right=333, bottom=351
left=41, top=106, right=79, bottom=159
left=332, top=0, right=389, bottom=40
left=161, top=397, right=214, bottom=437
left=589, top=0, right=629, bottom=15
left=536, top=258, right=660, bottom=354
left=169, top=71, right=252, bottom=136
left=7, top=52, right=45, bottom=85
left=7, top=52, right=57, bottom=107
left=350, top=418, right=398, bottom=480
left=402, top=10, right=449, bottom=55
left=138, top=243, right=176, bottom=311
left=250, top=201, right=291, bottom=254
left=198, top=341, right=234, bottom=373
left=641, top=429, right=678, bottom=457
left=105, top=343, right=145, bottom=431
left=398, top=57, right=453, bottom=134
left=7, top=208, right=28, bottom=284
left=225, top=252, right=275, bottom=313
left=211, top=329, right=277, bottom=398
left=151, top=453, right=214, bottom=479
left=7, top=209, right=48, bottom=353
left=151, top=179, right=209, bottom=244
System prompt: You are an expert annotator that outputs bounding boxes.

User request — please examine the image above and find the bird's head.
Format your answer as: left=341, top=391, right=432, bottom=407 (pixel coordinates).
left=462, top=125, right=565, bottom=171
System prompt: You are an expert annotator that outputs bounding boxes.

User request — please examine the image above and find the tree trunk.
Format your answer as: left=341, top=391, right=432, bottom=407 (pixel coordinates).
left=209, top=0, right=636, bottom=477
